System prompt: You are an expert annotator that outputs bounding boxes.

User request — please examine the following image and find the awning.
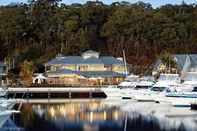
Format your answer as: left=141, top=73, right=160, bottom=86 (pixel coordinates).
left=79, top=71, right=126, bottom=78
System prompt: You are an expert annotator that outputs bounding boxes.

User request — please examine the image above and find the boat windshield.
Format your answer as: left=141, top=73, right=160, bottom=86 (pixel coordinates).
left=150, top=87, right=166, bottom=92
left=135, top=85, right=151, bottom=89
left=126, top=77, right=138, bottom=82
left=192, top=87, right=197, bottom=92
left=184, top=73, right=197, bottom=81
left=158, top=74, right=179, bottom=81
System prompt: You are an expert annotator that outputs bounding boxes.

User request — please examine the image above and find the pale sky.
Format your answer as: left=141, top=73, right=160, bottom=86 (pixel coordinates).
left=0, top=0, right=197, bottom=8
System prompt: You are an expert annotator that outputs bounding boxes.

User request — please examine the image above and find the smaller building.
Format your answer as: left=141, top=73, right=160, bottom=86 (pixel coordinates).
left=153, top=54, right=197, bottom=80
left=0, top=61, right=7, bottom=86
left=44, top=50, right=128, bottom=86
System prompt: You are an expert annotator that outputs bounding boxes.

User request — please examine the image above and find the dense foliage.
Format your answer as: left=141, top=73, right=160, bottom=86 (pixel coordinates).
left=0, top=0, right=197, bottom=73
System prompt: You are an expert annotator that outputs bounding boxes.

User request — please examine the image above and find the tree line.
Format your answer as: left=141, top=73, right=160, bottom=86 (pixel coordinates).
left=0, top=0, right=197, bottom=74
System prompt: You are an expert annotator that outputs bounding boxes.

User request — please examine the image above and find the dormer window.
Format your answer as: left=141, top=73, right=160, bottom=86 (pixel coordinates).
left=82, top=50, right=99, bottom=59
left=56, top=53, right=65, bottom=59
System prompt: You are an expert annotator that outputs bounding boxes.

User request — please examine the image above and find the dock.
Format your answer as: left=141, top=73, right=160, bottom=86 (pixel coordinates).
left=7, top=87, right=106, bottom=99
left=8, top=87, right=104, bottom=93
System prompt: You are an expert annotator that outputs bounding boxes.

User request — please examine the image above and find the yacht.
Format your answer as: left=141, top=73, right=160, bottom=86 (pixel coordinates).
left=118, top=76, right=155, bottom=99
left=101, top=85, right=122, bottom=99
left=118, top=74, right=139, bottom=88
left=154, top=85, right=197, bottom=107
left=0, top=88, right=7, bottom=97
left=0, top=99, right=17, bottom=110
left=154, top=72, right=197, bottom=106
left=135, top=77, right=155, bottom=89
left=133, top=73, right=180, bottom=102
left=0, top=110, right=20, bottom=128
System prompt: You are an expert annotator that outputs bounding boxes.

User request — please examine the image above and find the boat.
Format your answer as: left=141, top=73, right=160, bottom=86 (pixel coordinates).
left=0, top=88, right=7, bottom=97
left=118, top=74, right=139, bottom=89
left=0, top=110, right=20, bottom=128
left=118, top=75, right=155, bottom=99
left=154, top=87, right=197, bottom=107
left=0, top=99, right=17, bottom=110
left=133, top=73, right=180, bottom=102
left=154, top=72, right=197, bottom=106
left=124, top=74, right=139, bottom=83
left=101, top=85, right=122, bottom=99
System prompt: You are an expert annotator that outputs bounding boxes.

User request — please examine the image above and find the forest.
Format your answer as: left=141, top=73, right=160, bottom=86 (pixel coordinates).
left=0, top=0, right=197, bottom=74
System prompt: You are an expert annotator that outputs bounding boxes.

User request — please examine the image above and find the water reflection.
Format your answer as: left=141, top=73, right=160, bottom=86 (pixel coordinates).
left=20, top=100, right=124, bottom=131
left=32, top=101, right=124, bottom=122
left=14, top=99, right=197, bottom=131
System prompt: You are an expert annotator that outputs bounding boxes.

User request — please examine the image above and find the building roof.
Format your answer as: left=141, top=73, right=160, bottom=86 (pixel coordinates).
left=154, top=54, right=197, bottom=72
left=47, top=69, right=125, bottom=78
left=172, top=54, right=197, bottom=72
left=47, top=69, right=76, bottom=75
left=100, top=56, right=124, bottom=65
left=79, top=71, right=126, bottom=78
left=46, top=56, right=124, bottom=65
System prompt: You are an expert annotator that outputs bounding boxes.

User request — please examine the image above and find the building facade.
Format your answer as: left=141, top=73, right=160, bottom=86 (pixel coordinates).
left=153, top=54, right=197, bottom=80
left=45, top=50, right=127, bottom=86
left=0, top=61, right=7, bottom=86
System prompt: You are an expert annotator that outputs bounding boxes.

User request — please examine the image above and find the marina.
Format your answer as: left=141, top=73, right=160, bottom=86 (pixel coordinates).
left=1, top=71, right=197, bottom=131
left=1, top=0, right=197, bottom=130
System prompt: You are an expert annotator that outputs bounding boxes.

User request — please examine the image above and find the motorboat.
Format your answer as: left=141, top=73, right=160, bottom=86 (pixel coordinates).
left=0, top=99, right=17, bottom=110
left=0, top=110, right=20, bottom=128
left=135, top=80, right=155, bottom=89
left=0, top=87, right=7, bottom=97
left=118, top=74, right=139, bottom=89
left=101, top=85, right=122, bottom=99
left=133, top=73, right=181, bottom=102
left=120, top=79, right=155, bottom=99
left=118, top=81, right=137, bottom=88
left=154, top=72, right=197, bottom=106
left=154, top=85, right=197, bottom=107
left=118, top=77, right=155, bottom=99
left=125, top=74, right=139, bottom=82
left=133, top=85, right=170, bottom=102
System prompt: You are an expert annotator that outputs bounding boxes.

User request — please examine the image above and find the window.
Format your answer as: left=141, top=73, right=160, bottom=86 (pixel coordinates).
left=79, top=65, right=88, bottom=71
left=104, top=65, right=112, bottom=71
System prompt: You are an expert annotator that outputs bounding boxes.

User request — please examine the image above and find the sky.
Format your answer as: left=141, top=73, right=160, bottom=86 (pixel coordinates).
left=0, top=0, right=197, bottom=8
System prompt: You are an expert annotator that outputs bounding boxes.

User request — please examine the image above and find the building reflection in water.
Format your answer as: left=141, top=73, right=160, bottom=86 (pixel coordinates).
left=32, top=100, right=124, bottom=122
left=21, top=100, right=125, bottom=131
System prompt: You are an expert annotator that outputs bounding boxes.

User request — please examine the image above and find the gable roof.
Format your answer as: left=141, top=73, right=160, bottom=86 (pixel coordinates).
left=100, top=56, right=124, bottom=65
left=46, top=56, right=124, bottom=65
left=154, top=54, right=197, bottom=72
left=79, top=71, right=126, bottom=78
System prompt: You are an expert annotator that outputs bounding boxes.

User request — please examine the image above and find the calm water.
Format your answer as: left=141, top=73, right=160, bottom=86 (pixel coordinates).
left=6, top=99, right=197, bottom=131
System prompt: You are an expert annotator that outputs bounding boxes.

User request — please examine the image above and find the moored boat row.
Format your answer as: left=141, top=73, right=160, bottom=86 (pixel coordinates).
left=102, top=73, right=197, bottom=108
left=0, top=87, right=20, bottom=128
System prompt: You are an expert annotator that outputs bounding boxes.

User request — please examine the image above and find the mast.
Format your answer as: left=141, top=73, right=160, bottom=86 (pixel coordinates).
left=123, top=50, right=128, bottom=76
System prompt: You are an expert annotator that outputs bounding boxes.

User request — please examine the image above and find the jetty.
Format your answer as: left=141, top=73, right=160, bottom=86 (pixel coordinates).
left=7, top=87, right=107, bottom=99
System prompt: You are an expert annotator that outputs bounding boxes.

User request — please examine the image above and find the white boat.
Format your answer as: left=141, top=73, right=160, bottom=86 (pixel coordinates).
left=154, top=87, right=197, bottom=107
left=154, top=72, right=197, bottom=106
left=133, top=73, right=181, bottom=102
left=135, top=80, right=155, bottom=89
left=101, top=85, right=122, bottom=99
left=125, top=74, right=139, bottom=82
left=118, top=74, right=139, bottom=89
left=0, top=88, right=7, bottom=97
left=0, top=110, right=20, bottom=128
left=120, top=81, right=154, bottom=99
left=0, top=99, right=17, bottom=110
left=118, top=76, right=155, bottom=99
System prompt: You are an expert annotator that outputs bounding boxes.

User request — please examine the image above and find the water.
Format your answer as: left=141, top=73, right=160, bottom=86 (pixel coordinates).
left=7, top=99, right=197, bottom=131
